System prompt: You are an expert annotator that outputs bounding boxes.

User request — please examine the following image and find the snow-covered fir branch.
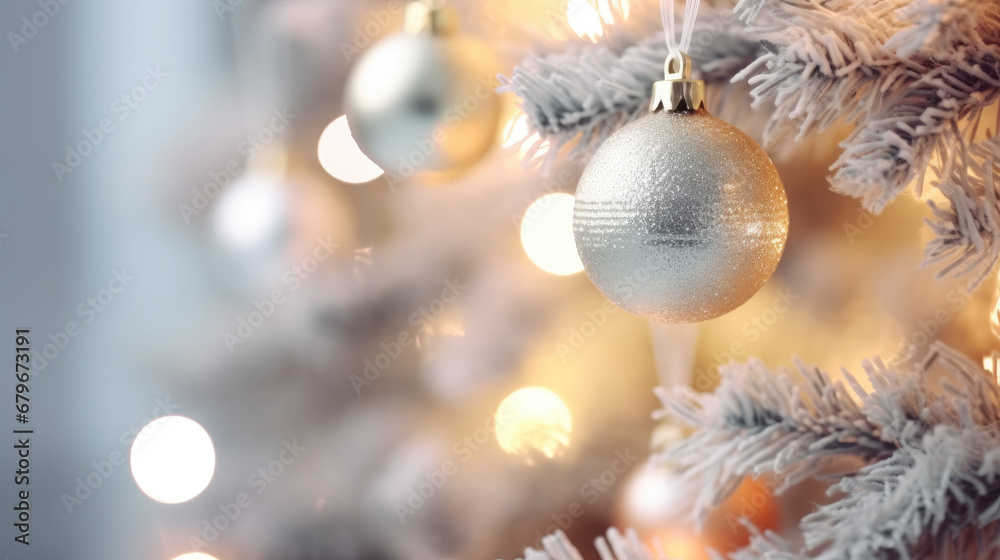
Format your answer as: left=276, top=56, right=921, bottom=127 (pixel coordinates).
left=514, top=525, right=805, bottom=560
left=801, top=424, right=1000, bottom=559
left=512, top=527, right=669, bottom=560
left=500, top=5, right=763, bottom=153
left=735, top=0, right=1000, bottom=287
left=922, top=134, right=1000, bottom=287
left=653, top=342, right=1000, bottom=559
left=651, top=356, right=896, bottom=527
left=505, top=0, right=1000, bottom=288
left=522, top=344, right=1000, bottom=560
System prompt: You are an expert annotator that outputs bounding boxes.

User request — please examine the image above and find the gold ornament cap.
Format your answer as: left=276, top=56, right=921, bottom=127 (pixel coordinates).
left=650, top=51, right=705, bottom=113
left=404, top=0, right=459, bottom=36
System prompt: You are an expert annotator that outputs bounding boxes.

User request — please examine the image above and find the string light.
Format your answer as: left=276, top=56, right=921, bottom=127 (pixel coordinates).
left=495, top=387, right=572, bottom=462
left=991, top=281, right=1000, bottom=339
left=566, top=0, right=629, bottom=43
left=130, top=416, right=216, bottom=504
left=317, top=115, right=385, bottom=184
left=502, top=113, right=550, bottom=162
left=520, top=193, right=585, bottom=276
left=987, top=279, right=1000, bottom=379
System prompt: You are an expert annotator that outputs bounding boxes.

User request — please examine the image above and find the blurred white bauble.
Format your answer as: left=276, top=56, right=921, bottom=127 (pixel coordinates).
left=208, top=171, right=291, bottom=293
left=206, top=162, right=357, bottom=296
left=615, top=459, right=781, bottom=558
left=211, top=172, right=290, bottom=254
left=619, top=460, right=694, bottom=526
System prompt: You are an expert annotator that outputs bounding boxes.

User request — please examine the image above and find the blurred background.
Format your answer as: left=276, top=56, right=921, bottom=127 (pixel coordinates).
left=0, top=0, right=997, bottom=559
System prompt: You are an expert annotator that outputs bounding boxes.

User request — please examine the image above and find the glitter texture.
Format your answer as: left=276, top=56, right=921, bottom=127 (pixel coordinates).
left=573, top=109, right=789, bottom=323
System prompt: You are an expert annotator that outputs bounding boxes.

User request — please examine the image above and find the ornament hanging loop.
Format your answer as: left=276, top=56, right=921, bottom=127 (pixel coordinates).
left=664, top=50, right=692, bottom=80
left=650, top=50, right=705, bottom=113
left=404, top=0, right=458, bottom=36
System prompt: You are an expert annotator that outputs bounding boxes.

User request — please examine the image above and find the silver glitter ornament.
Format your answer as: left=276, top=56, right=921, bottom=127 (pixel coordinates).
left=573, top=51, right=789, bottom=323
left=344, top=1, right=500, bottom=177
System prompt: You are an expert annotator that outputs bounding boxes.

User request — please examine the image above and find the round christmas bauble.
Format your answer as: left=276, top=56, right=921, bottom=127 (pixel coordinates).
left=616, top=462, right=780, bottom=559
left=573, top=109, right=788, bottom=323
left=344, top=31, right=500, bottom=176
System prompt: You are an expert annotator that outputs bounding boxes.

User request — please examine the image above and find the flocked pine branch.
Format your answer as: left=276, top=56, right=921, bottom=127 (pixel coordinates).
left=724, top=525, right=801, bottom=560
left=800, top=424, right=1000, bottom=559
left=500, top=5, right=764, bottom=153
left=522, top=344, right=1000, bottom=560
left=513, top=528, right=666, bottom=560
left=506, top=0, right=1000, bottom=287
left=651, top=356, right=895, bottom=527
left=651, top=342, right=1000, bottom=560
left=514, top=525, right=803, bottom=560
left=732, top=0, right=1000, bottom=287
left=922, top=133, right=1000, bottom=287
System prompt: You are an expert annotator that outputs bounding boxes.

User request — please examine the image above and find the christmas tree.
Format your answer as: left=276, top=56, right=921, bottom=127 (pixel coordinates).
left=175, top=0, right=1000, bottom=557
left=11, top=0, right=999, bottom=558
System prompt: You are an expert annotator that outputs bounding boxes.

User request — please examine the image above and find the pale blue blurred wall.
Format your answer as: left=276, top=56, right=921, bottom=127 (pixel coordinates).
left=1, top=1, right=233, bottom=558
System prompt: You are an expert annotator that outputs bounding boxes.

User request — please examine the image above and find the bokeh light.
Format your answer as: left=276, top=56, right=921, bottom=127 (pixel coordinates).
left=502, top=113, right=550, bottom=162
left=211, top=173, right=288, bottom=252
left=567, top=0, right=629, bottom=43
left=985, top=356, right=996, bottom=375
left=170, top=554, right=219, bottom=560
left=520, top=193, right=585, bottom=276
left=317, top=115, right=385, bottom=184
left=991, top=281, right=1000, bottom=339
left=495, top=387, right=572, bottom=461
left=130, top=415, right=216, bottom=504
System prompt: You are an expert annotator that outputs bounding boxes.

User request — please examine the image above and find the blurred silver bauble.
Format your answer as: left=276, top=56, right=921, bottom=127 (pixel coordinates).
left=211, top=171, right=290, bottom=257
left=344, top=2, right=500, bottom=176
left=573, top=52, right=788, bottom=323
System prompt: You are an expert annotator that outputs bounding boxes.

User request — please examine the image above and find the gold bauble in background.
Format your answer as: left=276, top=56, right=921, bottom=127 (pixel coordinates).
left=344, top=2, right=501, bottom=178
